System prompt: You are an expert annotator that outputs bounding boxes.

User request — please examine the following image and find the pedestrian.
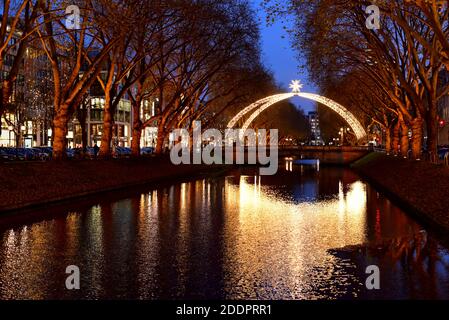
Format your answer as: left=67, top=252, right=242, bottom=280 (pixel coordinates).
left=93, top=143, right=99, bottom=159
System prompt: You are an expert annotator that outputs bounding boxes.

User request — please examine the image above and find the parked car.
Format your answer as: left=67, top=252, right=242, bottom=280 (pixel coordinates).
left=141, top=147, right=154, bottom=155
left=36, top=147, right=53, bottom=160
left=15, top=148, right=29, bottom=161
left=66, top=148, right=76, bottom=159
left=85, top=147, right=96, bottom=159
left=0, top=148, right=11, bottom=161
left=438, top=147, right=449, bottom=160
left=115, top=147, right=132, bottom=158
left=0, top=148, right=18, bottom=160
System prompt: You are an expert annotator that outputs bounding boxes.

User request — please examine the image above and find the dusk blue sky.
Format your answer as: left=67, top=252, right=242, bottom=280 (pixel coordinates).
left=253, top=0, right=318, bottom=113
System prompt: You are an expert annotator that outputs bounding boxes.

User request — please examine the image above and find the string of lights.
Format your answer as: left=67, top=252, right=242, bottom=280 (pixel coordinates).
left=228, top=80, right=367, bottom=141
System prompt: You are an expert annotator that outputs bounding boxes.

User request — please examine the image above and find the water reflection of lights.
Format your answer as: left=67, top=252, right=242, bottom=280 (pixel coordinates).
left=285, top=158, right=293, bottom=172
left=345, top=181, right=367, bottom=215
left=136, top=189, right=162, bottom=299
left=239, top=176, right=262, bottom=206
left=0, top=169, right=446, bottom=300
left=224, top=175, right=368, bottom=299
left=290, top=159, right=320, bottom=172
left=180, top=182, right=188, bottom=211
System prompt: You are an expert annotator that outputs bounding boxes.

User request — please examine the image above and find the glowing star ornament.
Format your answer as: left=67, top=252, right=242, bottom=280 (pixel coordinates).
left=289, top=80, right=303, bottom=93
left=227, top=91, right=367, bottom=141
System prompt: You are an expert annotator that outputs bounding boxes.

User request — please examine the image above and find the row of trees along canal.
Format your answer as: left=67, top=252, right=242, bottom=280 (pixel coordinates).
left=264, top=0, right=449, bottom=160
left=0, top=0, right=309, bottom=160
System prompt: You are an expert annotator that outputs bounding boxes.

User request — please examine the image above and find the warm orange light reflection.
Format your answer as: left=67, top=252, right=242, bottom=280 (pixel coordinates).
left=223, top=175, right=367, bottom=299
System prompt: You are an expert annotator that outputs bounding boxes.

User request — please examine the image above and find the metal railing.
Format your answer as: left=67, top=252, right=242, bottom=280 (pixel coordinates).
left=277, top=145, right=371, bottom=152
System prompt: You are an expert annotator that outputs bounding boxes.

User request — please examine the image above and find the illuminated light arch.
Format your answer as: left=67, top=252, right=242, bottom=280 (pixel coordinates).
left=227, top=93, right=296, bottom=129
left=227, top=84, right=366, bottom=141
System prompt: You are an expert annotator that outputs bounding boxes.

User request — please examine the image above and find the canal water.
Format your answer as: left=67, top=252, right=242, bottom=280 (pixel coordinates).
left=0, top=160, right=448, bottom=300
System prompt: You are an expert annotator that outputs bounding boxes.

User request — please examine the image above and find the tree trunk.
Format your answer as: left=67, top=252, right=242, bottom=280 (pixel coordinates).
left=50, top=120, right=55, bottom=147
left=131, top=127, right=142, bottom=157
left=131, top=102, right=142, bottom=157
left=189, top=132, right=194, bottom=153
left=81, top=122, right=88, bottom=156
left=426, top=107, right=438, bottom=158
left=392, top=121, right=400, bottom=156
left=99, top=100, right=114, bottom=158
left=1, top=80, right=12, bottom=112
left=400, top=120, right=409, bottom=158
left=16, top=129, right=21, bottom=148
left=77, top=104, right=88, bottom=155
left=0, top=81, right=12, bottom=137
left=385, top=127, right=392, bottom=155
left=411, top=117, right=423, bottom=160
left=155, top=125, right=166, bottom=155
left=52, top=107, right=70, bottom=160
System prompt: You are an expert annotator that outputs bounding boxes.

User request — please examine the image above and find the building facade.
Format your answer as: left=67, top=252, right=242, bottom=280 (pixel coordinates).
left=0, top=26, right=23, bottom=147
left=69, top=95, right=160, bottom=149
left=0, top=19, right=54, bottom=148
left=308, top=111, right=324, bottom=146
left=70, top=96, right=132, bottom=148
left=2, top=47, right=160, bottom=149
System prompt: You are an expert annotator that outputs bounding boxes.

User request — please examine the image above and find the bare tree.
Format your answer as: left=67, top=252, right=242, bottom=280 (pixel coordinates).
left=145, top=0, right=260, bottom=154
left=37, top=0, right=130, bottom=159
left=264, top=0, right=449, bottom=159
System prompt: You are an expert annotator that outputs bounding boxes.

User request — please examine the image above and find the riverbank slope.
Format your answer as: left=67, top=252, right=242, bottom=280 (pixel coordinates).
left=0, top=158, right=228, bottom=213
left=352, top=153, right=449, bottom=232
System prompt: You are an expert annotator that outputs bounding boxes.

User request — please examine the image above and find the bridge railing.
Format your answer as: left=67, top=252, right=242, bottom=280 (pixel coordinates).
left=219, top=145, right=372, bottom=153
left=278, top=146, right=371, bottom=152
